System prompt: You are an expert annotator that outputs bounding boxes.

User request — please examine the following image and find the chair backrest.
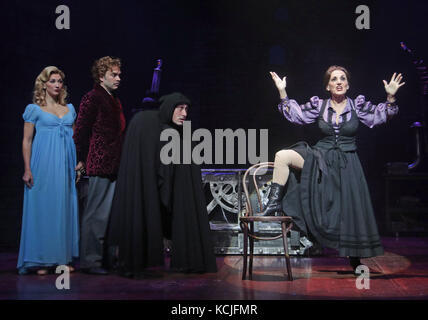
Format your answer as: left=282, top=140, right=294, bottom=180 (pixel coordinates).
left=242, top=162, right=274, bottom=217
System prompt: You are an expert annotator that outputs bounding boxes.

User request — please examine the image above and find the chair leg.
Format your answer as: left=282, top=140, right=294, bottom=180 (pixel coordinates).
left=249, top=222, right=254, bottom=280
left=281, top=222, right=293, bottom=281
left=242, top=223, right=248, bottom=280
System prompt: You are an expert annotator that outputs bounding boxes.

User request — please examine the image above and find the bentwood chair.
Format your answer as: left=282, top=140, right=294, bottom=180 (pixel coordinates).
left=240, top=162, right=293, bottom=281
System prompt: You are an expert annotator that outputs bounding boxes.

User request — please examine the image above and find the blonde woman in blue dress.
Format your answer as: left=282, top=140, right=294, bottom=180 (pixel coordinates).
left=18, top=66, right=80, bottom=275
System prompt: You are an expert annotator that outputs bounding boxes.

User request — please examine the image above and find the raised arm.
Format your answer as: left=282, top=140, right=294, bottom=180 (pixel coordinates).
left=383, top=72, right=405, bottom=103
left=355, top=73, right=404, bottom=128
left=270, top=71, right=288, bottom=99
left=354, top=95, right=398, bottom=128
left=270, top=71, right=320, bottom=125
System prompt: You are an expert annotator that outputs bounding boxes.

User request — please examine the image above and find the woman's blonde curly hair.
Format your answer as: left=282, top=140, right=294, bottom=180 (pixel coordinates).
left=33, top=66, right=67, bottom=106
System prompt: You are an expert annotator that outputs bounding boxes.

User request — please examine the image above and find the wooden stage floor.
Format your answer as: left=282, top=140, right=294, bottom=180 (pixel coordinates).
left=1, top=237, right=427, bottom=300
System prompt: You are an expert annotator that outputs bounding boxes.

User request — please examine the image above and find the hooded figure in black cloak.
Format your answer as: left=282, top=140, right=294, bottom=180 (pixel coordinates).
left=107, top=92, right=217, bottom=277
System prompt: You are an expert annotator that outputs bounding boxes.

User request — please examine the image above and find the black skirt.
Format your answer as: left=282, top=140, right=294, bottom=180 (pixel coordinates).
left=281, top=142, right=384, bottom=258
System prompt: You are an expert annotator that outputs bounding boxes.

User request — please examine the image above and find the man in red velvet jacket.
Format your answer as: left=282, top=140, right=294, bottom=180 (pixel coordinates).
left=73, top=56, right=126, bottom=275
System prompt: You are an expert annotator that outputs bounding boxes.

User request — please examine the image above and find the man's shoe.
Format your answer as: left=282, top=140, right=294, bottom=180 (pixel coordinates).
left=82, top=267, right=109, bottom=275
left=261, top=183, right=285, bottom=216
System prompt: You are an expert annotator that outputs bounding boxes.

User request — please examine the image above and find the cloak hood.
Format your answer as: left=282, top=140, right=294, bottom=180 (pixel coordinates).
left=159, top=92, right=191, bottom=125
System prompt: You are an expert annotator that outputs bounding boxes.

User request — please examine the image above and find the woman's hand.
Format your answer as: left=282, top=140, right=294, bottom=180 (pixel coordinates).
left=270, top=71, right=288, bottom=99
left=270, top=71, right=287, bottom=90
left=383, top=73, right=405, bottom=98
left=22, top=170, right=33, bottom=188
left=75, top=161, right=85, bottom=184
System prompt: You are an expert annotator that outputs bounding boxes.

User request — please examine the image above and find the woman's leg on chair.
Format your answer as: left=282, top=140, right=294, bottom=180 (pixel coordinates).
left=263, top=150, right=304, bottom=216
left=272, top=149, right=304, bottom=185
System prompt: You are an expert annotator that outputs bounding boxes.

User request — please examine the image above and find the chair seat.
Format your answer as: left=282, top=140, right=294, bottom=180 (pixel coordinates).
left=240, top=215, right=293, bottom=223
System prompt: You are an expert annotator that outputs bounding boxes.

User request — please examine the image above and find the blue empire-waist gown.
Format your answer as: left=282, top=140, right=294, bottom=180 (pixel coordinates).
left=17, top=103, right=79, bottom=272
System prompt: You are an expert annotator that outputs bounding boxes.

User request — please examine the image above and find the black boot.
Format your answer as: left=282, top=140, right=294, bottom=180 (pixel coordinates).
left=349, top=257, right=362, bottom=274
left=261, top=183, right=285, bottom=216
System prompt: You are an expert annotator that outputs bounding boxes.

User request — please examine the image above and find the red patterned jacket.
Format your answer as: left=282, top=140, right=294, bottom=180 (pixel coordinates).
left=73, top=83, right=126, bottom=177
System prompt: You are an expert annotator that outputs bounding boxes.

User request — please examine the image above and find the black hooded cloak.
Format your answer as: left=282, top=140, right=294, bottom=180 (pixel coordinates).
left=107, top=92, right=217, bottom=277
left=157, top=93, right=217, bottom=273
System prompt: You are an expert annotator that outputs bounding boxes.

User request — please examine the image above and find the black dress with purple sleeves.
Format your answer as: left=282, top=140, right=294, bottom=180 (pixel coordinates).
left=278, top=95, right=398, bottom=258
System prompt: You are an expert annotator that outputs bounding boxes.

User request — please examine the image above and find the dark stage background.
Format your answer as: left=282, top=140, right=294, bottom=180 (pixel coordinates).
left=1, top=0, right=427, bottom=248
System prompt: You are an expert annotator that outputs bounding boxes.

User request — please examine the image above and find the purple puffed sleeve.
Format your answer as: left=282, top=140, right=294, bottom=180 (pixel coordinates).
left=354, top=95, right=399, bottom=128
left=278, top=96, right=321, bottom=125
